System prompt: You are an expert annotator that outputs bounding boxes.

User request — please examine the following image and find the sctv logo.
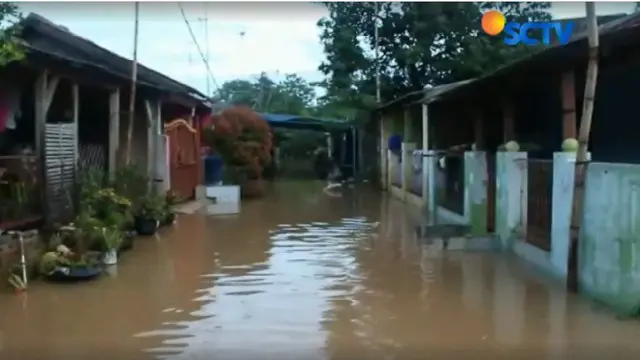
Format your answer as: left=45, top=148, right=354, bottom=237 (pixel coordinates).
left=481, top=10, right=574, bottom=46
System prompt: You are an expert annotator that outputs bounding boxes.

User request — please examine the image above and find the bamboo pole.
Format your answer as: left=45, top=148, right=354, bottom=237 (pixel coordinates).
left=125, top=2, right=140, bottom=165
left=567, top=2, right=599, bottom=292
left=374, top=2, right=381, bottom=103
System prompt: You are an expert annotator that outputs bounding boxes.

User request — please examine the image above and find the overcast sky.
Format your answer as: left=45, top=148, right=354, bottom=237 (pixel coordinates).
left=18, top=2, right=637, bottom=97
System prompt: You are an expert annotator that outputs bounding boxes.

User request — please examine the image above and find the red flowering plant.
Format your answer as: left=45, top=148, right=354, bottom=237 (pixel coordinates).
left=201, top=106, right=272, bottom=180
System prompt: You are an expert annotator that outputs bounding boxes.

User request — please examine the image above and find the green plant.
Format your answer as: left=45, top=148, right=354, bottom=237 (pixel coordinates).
left=110, top=163, right=149, bottom=203
left=201, top=106, right=272, bottom=181
left=135, top=193, right=164, bottom=220
left=71, top=211, right=103, bottom=253
left=165, top=190, right=180, bottom=206
left=100, top=227, right=123, bottom=251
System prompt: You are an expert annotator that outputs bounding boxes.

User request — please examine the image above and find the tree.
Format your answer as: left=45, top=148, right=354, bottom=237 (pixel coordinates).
left=212, top=72, right=317, bottom=116
left=0, top=2, right=24, bottom=66
left=316, top=2, right=551, bottom=106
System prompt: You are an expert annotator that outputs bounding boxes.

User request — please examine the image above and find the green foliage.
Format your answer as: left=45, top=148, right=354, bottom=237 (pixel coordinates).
left=134, top=193, right=165, bottom=221
left=100, top=227, right=122, bottom=251
left=0, top=3, right=24, bottom=67
left=110, top=163, right=149, bottom=204
left=202, top=106, right=273, bottom=180
left=214, top=73, right=317, bottom=116
left=316, top=2, right=552, bottom=107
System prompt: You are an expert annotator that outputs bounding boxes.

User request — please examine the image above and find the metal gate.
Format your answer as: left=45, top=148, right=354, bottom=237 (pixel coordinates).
left=164, top=119, right=200, bottom=200
left=45, top=122, right=77, bottom=222
left=526, top=158, right=553, bottom=251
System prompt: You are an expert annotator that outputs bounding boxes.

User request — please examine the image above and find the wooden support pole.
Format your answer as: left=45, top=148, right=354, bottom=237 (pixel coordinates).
left=568, top=2, right=599, bottom=292
left=561, top=71, right=577, bottom=140
left=108, top=89, right=120, bottom=179
left=144, top=98, right=162, bottom=193
left=71, top=83, right=79, bottom=175
left=44, top=76, right=59, bottom=114
left=34, top=72, right=47, bottom=157
left=421, top=104, right=429, bottom=207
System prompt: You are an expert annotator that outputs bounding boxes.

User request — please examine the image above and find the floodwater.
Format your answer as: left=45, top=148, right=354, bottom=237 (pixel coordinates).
left=0, top=181, right=639, bottom=359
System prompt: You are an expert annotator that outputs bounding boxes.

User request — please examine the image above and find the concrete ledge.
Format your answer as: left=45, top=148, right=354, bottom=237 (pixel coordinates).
left=436, top=206, right=467, bottom=225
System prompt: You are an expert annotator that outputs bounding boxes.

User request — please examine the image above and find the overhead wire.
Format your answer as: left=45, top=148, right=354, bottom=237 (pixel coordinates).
left=177, top=1, right=220, bottom=95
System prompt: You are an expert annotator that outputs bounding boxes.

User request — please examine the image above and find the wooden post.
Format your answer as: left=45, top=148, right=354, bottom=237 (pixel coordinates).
left=421, top=104, right=429, bottom=207
left=568, top=3, right=599, bottom=292
left=125, top=2, right=140, bottom=165
left=108, top=89, right=120, bottom=180
left=380, top=116, right=388, bottom=190
left=34, top=72, right=59, bottom=155
left=71, top=83, right=79, bottom=175
left=34, top=71, right=59, bottom=219
left=34, top=73, right=47, bottom=157
left=145, top=98, right=162, bottom=193
left=561, top=71, right=577, bottom=140
left=402, top=107, right=412, bottom=199
left=503, top=102, right=515, bottom=142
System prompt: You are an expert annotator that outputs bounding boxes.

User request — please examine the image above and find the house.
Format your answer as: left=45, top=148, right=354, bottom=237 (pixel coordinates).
left=373, top=11, right=640, bottom=316
left=0, top=13, right=210, bottom=226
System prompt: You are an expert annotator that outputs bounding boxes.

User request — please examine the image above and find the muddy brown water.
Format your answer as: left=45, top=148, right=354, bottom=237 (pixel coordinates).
left=0, top=181, right=639, bottom=359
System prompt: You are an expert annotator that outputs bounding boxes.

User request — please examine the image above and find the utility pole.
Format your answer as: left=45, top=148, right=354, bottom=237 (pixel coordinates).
left=197, top=6, right=211, bottom=98
left=125, top=1, right=140, bottom=165
left=204, top=3, right=210, bottom=97
left=567, top=2, right=599, bottom=292
left=374, top=2, right=381, bottom=103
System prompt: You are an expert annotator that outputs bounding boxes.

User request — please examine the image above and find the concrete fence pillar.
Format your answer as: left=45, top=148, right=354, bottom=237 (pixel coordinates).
left=401, top=142, right=416, bottom=200
left=550, top=151, right=591, bottom=278
left=464, top=151, right=487, bottom=233
left=495, top=151, right=527, bottom=250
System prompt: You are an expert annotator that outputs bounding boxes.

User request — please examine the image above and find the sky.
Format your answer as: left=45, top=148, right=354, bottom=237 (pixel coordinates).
left=17, top=1, right=637, bottom=97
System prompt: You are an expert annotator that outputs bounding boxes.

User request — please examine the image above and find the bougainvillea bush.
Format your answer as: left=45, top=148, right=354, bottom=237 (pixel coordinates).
left=201, top=106, right=272, bottom=180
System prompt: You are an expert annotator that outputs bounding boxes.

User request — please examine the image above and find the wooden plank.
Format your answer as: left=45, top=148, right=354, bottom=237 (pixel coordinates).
left=108, top=88, right=120, bottom=179
left=71, top=82, right=79, bottom=175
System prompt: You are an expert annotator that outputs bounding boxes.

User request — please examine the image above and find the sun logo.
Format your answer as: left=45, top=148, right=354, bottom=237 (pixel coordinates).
left=481, top=10, right=506, bottom=36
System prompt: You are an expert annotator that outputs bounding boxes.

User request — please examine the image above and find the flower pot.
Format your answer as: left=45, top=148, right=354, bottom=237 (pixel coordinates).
left=102, top=249, right=118, bottom=265
left=134, top=216, right=158, bottom=236
left=240, top=179, right=265, bottom=199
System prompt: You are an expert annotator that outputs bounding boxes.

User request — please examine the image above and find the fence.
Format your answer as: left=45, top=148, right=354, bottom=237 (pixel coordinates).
left=526, top=158, right=553, bottom=251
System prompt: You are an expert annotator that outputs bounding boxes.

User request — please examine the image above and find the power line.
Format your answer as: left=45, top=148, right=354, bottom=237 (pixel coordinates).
left=177, top=2, right=219, bottom=95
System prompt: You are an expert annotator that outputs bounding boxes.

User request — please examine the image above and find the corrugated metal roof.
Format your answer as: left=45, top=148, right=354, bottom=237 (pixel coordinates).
left=426, top=11, right=640, bottom=102
left=19, top=13, right=208, bottom=102
left=260, top=113, right=352, bottom=131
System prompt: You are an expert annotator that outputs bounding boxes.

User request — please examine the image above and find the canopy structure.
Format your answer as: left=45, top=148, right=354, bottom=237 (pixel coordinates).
left=259, top=113, right=353, bottom=132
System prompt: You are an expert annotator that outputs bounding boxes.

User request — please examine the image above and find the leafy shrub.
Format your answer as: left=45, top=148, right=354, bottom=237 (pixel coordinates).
left=202, top=106, right=272, bottom=180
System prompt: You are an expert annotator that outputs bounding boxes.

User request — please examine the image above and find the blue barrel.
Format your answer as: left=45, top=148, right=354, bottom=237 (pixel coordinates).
left=388, top=134, right=402, bottom=153
left=203, top=154, right=224, bottom=185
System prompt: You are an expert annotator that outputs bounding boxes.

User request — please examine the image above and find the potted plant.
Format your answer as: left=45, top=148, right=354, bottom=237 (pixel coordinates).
left=201, top=106, right=272, bottom=198
left=100, top=227, right=122, bottom=265
left=161, top=190, right=179, bottom=226
left=134, top=194, right=163, bottom=235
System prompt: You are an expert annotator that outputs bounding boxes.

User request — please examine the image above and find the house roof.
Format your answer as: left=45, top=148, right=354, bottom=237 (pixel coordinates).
left=19, top=13, right=208, bottom=103
left=373, top=79, right=475, bottom=113
left=423, top=12, right=640, bottom=103
left=259, top=113, right=353, bottom=131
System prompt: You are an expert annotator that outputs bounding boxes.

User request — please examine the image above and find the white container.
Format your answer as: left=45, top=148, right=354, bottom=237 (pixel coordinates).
left=103, top=249, right=118, bottom=265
